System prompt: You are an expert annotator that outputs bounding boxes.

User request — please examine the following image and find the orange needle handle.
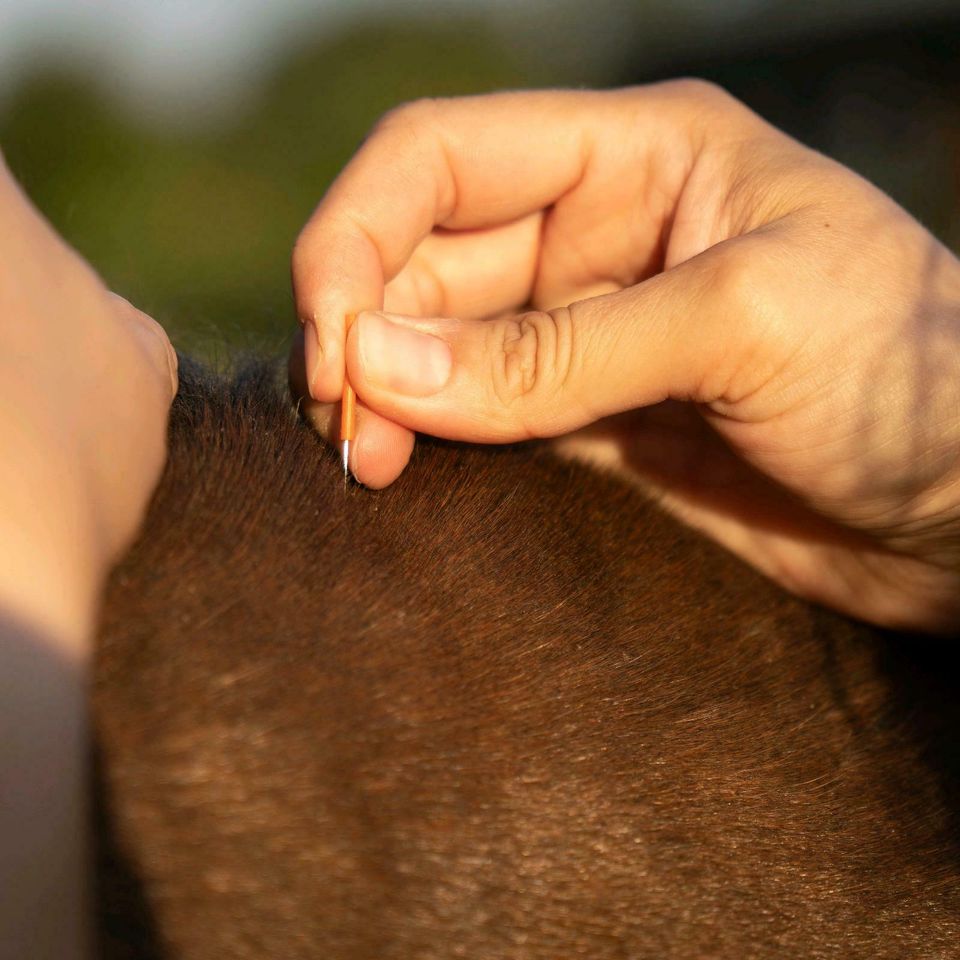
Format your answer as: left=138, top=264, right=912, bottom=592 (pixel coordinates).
left=340, top=382, right=356, bottom=442
left=340, top=313, right=357, bottom=443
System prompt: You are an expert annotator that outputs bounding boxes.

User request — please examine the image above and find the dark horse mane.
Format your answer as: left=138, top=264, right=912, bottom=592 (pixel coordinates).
left=93, top=356, right=960, bottom=958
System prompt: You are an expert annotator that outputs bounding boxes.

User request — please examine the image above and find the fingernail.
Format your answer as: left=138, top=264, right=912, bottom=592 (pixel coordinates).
left=357, top=311, right=452, bottom=396
left=303, top=320, right=321, bottom=395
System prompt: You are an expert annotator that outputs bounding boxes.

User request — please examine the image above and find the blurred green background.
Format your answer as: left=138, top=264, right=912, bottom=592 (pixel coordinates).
left=0, top=17, right=553, bottom=358
left=2, top=1, right=958, bottom=361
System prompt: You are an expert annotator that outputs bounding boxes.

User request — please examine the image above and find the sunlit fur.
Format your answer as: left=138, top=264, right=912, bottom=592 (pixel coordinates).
left=94, top=357, right=960, bottom=958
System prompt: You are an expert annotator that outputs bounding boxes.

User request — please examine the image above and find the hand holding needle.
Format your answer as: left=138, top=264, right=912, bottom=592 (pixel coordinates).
left=293, top=86, right=960, bottom=634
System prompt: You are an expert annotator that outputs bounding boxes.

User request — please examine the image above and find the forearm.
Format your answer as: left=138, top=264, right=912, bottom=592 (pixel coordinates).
left=0, top=612, right=91, bottom=960
left=0, top=148, right=174, bottom=960
left=0, top=459, right=100, bottom=960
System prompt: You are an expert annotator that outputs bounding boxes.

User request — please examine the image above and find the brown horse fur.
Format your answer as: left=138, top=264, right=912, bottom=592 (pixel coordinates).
left=92, top=356, right=960, bottom=958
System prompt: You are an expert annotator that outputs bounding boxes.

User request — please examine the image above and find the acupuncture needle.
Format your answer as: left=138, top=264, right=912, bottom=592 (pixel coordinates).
left=340, top=312, right=357, bottom=477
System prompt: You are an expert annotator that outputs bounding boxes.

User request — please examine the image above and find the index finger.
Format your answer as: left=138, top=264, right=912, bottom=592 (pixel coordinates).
left=292, top=85, right=698, bottom=402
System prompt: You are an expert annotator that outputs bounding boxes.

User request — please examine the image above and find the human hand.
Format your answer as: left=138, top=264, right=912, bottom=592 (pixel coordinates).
left=0, top=157, right=177, bottom=646
left=290, top=84, right=960, bottom=633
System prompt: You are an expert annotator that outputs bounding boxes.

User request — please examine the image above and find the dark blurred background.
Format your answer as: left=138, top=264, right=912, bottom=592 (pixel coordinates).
left=2, top=0, right=958, bottom=359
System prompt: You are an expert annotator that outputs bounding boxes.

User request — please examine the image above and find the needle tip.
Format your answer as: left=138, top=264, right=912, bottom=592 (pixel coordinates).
left=341, top=439, right=350, bottom=477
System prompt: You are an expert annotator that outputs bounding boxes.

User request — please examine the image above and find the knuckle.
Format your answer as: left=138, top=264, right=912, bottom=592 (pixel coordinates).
left=707, top=253, right=762, bottom=316
left=488, top=308, right=576, bottom=436
left=666, top=77, right=733, bottom=110
left=369, top=97, right=457, bottom=218
left=405, top=255, right=447, bottom=316
left=661, top=77, right=761, bottom=136
left=699, top=252, right=783, bottom=406
left=375, top=96, right=445, bottom=135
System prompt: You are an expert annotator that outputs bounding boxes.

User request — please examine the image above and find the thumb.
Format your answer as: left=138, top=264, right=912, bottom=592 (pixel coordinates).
left=346, top=240, right=770, bottom=442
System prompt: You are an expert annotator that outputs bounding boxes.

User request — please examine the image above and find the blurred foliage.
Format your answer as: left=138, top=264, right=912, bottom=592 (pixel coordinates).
left=0, top=19, right=552, bottom=358
left=4, top=12, right=958, bottom=365
left=628, top=18, right=960, bottom=254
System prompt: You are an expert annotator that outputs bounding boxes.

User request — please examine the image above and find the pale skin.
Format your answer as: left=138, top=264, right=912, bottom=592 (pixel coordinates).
left=2, top=81, right=960, bottom=955
left=0, top=154, right=176, bottom=959
left=291, top=82, right=960, bottom=634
